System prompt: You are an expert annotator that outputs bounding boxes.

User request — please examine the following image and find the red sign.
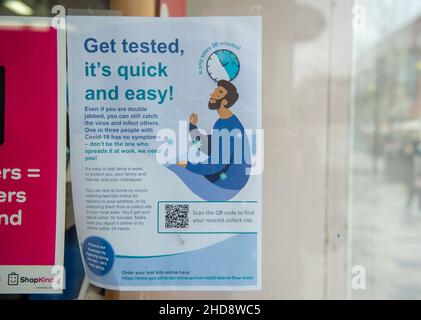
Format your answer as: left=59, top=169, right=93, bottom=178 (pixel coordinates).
left=0, top=19, right=65, bottom=284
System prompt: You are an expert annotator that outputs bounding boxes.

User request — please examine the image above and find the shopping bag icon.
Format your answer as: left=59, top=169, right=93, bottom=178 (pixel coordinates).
left=8, top=272, right=18, bottom=286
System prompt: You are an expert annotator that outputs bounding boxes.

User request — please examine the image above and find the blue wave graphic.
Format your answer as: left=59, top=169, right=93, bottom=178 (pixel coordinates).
left=87, top=234, right=257, bottom=287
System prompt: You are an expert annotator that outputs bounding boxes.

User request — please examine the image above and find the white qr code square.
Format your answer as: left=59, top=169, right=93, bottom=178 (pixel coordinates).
left=165, top=204, right=189, bottom=228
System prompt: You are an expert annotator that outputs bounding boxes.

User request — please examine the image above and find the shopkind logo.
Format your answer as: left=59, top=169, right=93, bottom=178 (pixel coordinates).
left=20, top=275, right=55, bottom=285
left=5, top=266, right=65, bottom=289
left=8, top=273, right=54, bottom=286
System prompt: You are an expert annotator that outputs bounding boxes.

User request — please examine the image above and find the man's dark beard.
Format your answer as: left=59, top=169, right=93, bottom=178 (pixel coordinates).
left=208, top=98, right=222, bottom=110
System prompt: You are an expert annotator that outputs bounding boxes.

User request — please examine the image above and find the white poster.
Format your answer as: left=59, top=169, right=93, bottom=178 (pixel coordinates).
left=67, top=16, right=262, bottom=290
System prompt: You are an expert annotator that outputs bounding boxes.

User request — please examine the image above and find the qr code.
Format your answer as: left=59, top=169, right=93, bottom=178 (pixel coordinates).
left=165, top=204, right=189, bottom=228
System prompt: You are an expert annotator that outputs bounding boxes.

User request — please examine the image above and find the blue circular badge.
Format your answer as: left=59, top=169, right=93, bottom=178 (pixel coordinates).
left=82, top=236, right=115, bottom=276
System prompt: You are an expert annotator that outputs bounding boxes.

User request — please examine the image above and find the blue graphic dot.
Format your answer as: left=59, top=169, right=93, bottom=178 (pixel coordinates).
left=82, top=236, right=115, bottom=276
